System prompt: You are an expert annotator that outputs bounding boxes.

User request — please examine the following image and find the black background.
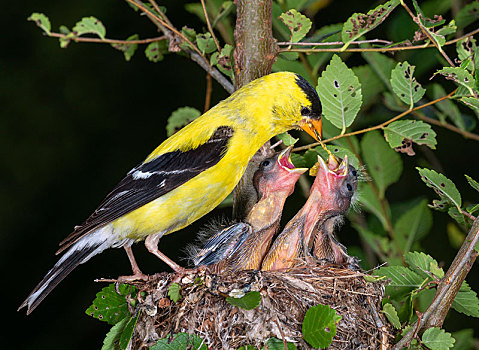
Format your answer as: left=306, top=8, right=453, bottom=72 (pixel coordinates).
left=5, top=0, right=478, bottom=349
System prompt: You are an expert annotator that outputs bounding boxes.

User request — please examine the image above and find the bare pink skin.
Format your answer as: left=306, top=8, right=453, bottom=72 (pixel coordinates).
left=261, top=155, right=356, bottom=271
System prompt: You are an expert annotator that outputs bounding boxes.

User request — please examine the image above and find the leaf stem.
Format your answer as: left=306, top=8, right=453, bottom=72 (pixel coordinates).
left=48, top=32, right=166, bottom=45
left=200, top=0, right=222, bottom=52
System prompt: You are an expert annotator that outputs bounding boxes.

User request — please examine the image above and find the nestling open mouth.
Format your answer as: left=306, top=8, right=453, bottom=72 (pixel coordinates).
left=278, top=146, right=308, bottom=173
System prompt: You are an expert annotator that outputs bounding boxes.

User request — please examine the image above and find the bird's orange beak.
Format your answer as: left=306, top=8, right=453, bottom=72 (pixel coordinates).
left=300, top=118, right=323, bottom=141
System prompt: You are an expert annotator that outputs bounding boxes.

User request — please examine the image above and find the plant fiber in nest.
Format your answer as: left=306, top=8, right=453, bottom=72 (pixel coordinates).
left=131, top=263, right=394, bottom=349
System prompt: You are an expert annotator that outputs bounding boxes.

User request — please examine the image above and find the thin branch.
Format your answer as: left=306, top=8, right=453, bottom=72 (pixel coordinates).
left=277, top=38, right=394, bottom=46
left=48, top=33, right=166, bottom=45
left=393, top=216, right=479, bottom=349
left=279, top=27, right=479, bottom=53
left=415, top=113, right=479, bottom=141
left=399, top=0, right=455, bottom=66
left=190, top=52, right=234, bottom=93
left=204, top=73, right=212, bottom=112
left=200, top=0, right=222, bottom=51
left=293, top=89, right=457, bottom=152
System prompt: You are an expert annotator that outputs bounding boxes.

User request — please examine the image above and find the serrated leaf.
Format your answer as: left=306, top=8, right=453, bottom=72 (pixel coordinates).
left=166, top=107, right=201, bottom=136
left=456, top=37, right=477, bottom=73
left=404, top=251, right=444, bottom=279
left=390, top=61, right=425, bottom=109
left=276, top=132, right=298, bottom=146
left=168, top=283, right=182, bottom=303
left=145, top=40, right=168, bottom=62
left=341, top=0, right=400, bottom=50
left=111, top=34, right=139, bottom=62
left=226, top=291, right=261, bottom=310
left=452, top=281, right=479, bottom=317
left=263, top=337, right=296, bottom=349
left=316, top=55, right=362, bottom=134
left=279, top=9, right=312, bottom=42
left=302, top=304, right=342, bottom=348
left=361, top=131, right=403, bottom=198
left=196, top=32, right=217, bottom=54
left=448, top=206, right=468, bottom=226
left=465, top=174, right=479, bottom=192
left=28, top=13, right=51, bottom=35
left=150, top=333, right=207, bottom=350
left=435, top=67, right=477, bottom=97
left=384, top=120, right=437, bottom=153
left=455, top=2, right=479, bottom=29
left=394, top=200, right=433, bottom=253
left=102, top=316, right=129, bottom=350
left=119, top=314, right=139, bottom=350
left=382, top=303, right=401, bottom=329
left=375, top=266, right=425, bottom=299
left=86, top=284, right=136, bottom=325
left=422, top=327, right=455, bottom=350
left=460, top=97, right=479, bottom=114
left=72, top=16, right=106, bottom=39
left=417, top=168, right=462, bottom=211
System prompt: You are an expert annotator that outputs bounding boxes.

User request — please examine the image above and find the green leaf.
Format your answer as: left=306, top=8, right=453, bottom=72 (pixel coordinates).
left=166, top=107, right=202, bottom=136
left=302, top=304, right=342, bottom=349
left=435, top=67, right=477, bottom=97
left=455, top=2, right=479, bottom=29
left=362, top=52, right=396, bottom=91
left=72, top=16, right=106, bottom=39
left=390, top=61, right=426, bottom=109
left=456, top=37, right=477, bottom=73
left=451, top=329, right=475, bottom=350
left=465, top=174, right=479, bottom=192
left=382, top=303, right=401, bottom=329
left=111, top=34, right=139, bottom=62
left=145, top=40, right=168, bottom=62
left=102, top=316, right=129, bottom=350
left=150, top=333, right=207, bottom=350
left=263, top=337, right=296, bottom=349
left=276, top=132, right=298, bottom=146
left=361, top=131, right=403, bottom=198
left=398, top=293, right=414, bottom=323
left=356, top=183, right=389, bottom=230
left=460, top=97, right=479, bottom=114
left=404, top=251, right=444, bottom=279
left=168, top=283, right=182, bottom=303
left=316, top=55, right=362, bottom=134
left=451, top=281, right=479, bottom=317
left=119, top=314, right=139, bottom=350
left=353, top=65, right=386, bottom=109
left=422, top=327, right=455, bottom=350
left=86, top=284, right=137, bottom=325
left=196, top=32, right=217, bottom=54
left=375, top=266, right=425, bottom=299
left=417, top=167, right=462, bottom=210
left=384, top=120, right=437, bottom=154
left=279, top=9, right=312, bottom=42
left=394, top=200, right=433, bottom=253
left=341, top=0, right=400, bottom=50
left=432, top=84, right=465, bottom=129
left=447, top=206, right=468, bottom=226
left=226, top=291, right=261, bottom=310
left=28, top=13, right=51, bottom=35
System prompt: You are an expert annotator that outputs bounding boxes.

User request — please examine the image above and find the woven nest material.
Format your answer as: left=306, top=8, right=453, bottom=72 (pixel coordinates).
left=131, top=262, right=394, bottom=349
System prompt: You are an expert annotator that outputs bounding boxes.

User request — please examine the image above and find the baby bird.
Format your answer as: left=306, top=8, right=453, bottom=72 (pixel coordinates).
left=261, top=154, right=357, bottom=271
left=192, top=146, right=307, bottom=272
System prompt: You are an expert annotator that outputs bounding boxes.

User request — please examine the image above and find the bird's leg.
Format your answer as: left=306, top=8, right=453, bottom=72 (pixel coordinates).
left=117, top=246, right=149, bottom=282
left=145, top=233, right=186, bottom=273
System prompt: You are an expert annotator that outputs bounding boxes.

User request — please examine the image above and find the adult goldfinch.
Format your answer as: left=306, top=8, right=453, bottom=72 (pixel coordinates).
left=19, top=72, right=322, bottom=314
left=261, top=155, right=356, bottom=271
left=192, top=146, right=307, bottom=272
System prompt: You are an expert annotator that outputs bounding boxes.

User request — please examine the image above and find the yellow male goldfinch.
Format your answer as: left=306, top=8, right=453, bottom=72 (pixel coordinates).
left=19, top=72, right=322, bottom=314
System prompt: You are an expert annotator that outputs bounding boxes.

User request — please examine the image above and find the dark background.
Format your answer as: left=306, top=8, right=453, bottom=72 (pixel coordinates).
left=4, top=0, right=478, bottom=349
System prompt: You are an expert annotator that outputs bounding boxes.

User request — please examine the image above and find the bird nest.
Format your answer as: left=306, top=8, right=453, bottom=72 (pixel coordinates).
left=131, top=262, right=394, bottom=349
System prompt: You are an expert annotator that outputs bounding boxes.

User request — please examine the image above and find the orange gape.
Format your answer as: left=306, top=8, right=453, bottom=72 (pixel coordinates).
left=261, top=154, right=357, bottom=271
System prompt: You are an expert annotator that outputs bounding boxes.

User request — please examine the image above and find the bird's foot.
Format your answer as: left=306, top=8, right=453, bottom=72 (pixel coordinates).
left=117, top=271, right=150, bottom=283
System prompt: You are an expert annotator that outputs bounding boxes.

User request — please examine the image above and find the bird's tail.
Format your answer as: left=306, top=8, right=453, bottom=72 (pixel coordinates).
left=18, top=227, right=119, bottom=314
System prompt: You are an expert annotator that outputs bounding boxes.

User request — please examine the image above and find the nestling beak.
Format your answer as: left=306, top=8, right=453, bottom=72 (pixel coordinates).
left=278, top=146, right=308, bottom=174
left=300, top=118, right=323, bottom=141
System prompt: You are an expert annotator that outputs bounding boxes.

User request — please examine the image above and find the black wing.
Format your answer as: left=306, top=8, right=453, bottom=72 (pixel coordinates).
left=58, top=126, right=234, bottom=252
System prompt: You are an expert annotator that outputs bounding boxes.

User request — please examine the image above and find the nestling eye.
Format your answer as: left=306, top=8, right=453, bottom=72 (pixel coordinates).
left=347, top=183, right=353, bottom=191
left=261, top=160, right=272, bottom=168
left=301, top=106, right=311, bottom=115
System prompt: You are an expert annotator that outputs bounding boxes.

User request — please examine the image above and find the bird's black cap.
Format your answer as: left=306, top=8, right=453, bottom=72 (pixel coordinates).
left=295, top=74, right=322, bottom=119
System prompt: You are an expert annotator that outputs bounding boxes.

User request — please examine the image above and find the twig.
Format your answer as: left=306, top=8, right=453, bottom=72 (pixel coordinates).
left=415, top=113, right=479, bottom=141
left=48, top=33, right=166, bottom=45
left=200, top=0, right=222, bottom=51
left=392, top=216, right=479, bottom=349
left=190, top=52, right=234, bottom=93
left=399, top=0, right=455, bottom=66
left=274, top=316, right=289, bottom=350
left=279, top=27, right=479, bottom=53
left=204, top=73, right=212, bottom=112
left=293, top=89, right=457, bottom=152
left=277, top=38, right=393, bottom=46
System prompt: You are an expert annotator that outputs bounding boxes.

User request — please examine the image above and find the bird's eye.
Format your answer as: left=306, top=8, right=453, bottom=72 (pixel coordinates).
left=261, top=159, right=272, bottom=168
left=301, top=106, right=311, bottom=115
left=352, top=170, right=357, bottom=177
left=347, top=183, right=353, bottom=191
